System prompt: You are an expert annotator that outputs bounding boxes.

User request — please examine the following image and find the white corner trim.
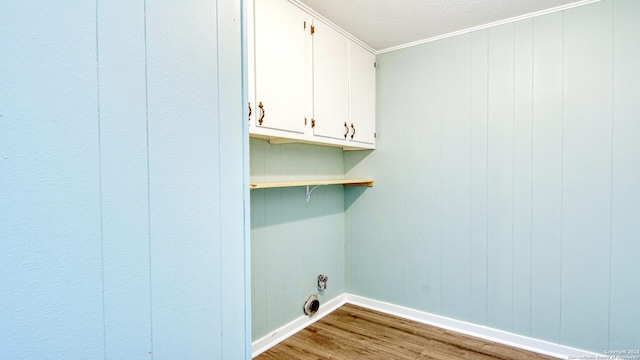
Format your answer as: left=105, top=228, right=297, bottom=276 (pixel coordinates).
left=375, top=0, right=603, bottom=54
left=251, top=293, right=347, bottom=358
left=251, top=292, right=601, bottom=359
left=345, top=294, right=602, bottom=360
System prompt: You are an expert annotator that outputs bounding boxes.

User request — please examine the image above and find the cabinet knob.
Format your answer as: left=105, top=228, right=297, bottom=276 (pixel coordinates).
left=350, top=123, right=356, bottom=140
left=344, top=122, right=349, bottom=139
left=258, top=102, right=265, bottom=125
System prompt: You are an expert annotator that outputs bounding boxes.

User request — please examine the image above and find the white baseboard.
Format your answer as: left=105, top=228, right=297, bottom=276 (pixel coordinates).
left=251, top=293, right=347, bottom=358
left=252, top=293, right=600, bottom=359
left=345, top=294, right=601, bottom=360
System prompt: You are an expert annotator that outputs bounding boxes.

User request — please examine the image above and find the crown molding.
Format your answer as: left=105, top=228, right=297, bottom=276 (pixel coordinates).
left=375, top=0, right=603, bottom=54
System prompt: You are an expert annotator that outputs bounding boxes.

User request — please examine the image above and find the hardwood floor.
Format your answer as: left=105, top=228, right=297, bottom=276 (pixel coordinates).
left=255, top=304, right=559, bottom=360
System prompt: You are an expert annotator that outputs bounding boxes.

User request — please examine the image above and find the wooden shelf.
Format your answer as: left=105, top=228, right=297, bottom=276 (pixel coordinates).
left=250, top=178, right=374, bottom=189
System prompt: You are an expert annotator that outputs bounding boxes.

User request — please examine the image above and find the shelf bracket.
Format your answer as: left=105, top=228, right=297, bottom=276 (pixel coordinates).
left=305, top=184, right=327, bottom=202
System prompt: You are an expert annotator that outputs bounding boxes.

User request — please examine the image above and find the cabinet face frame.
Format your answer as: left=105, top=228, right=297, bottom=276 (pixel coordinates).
left=251, top=0, right=308, bottom=134
left=311, top=19, right=350, bottom=142
left=247, top=0, right=376, bottom=150
left=347, top=41, right=377, bottom=146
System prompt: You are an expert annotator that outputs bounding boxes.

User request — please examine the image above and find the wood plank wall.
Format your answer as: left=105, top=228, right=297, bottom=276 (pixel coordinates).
left=344, top=0, right=640, bottom=352
left=0, top=1, right=247, bottom=358
left=250, top=138, right=347, bottom=341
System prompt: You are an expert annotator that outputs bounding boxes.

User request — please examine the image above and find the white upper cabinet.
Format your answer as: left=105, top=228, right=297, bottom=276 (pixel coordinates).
left=348, top=41, right=376, bottom=146
left=311, top=20, right=350, bottom=141
left=248, top=0, right=376, bottom=150
left=252, top=0, right=309, bottom=134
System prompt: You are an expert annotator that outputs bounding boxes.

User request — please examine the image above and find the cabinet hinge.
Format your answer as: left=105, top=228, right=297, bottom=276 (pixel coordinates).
left=374, top=62, right=377, bottom=68
left=310, top=25, right=315, bottom=35
left=311, top=119, right=316, bottom=128
left=374, top=132, right=377, bottom=138
left=304, top=21, right=306, bottom=29
left=304, top=117, right=307, bottom=125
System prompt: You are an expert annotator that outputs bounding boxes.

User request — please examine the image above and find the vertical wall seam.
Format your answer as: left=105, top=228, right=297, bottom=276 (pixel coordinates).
left=240, top=0, right=252, bottom=355
left=278, top=190, right=285, bottom=316
left=143, top=0, right=154, bottom=357
left=469, top=34, right=473, bottom=321
left=607, top=0, right=615, bottom=348
left=95, top=1, right=107, bottom=359
left=559, top=9, right=565, bottom=343
left=511, top=23, right=516, bottom=331
left=401, top=52, right=407, bottom=301
left=423, top=49, right=430, bottom=310
left=529, top=19, right=535, bottom=337
left=215, top=0, right=224, bottom=356
left=485, top=31, right=490, bottom=324
left=438, top=41, right=443, bottom=312
left=262, top=190, right=268, bottom=333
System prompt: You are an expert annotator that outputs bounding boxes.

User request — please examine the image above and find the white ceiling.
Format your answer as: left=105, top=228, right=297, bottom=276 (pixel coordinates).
left=296, top=0, right=597, bottom=52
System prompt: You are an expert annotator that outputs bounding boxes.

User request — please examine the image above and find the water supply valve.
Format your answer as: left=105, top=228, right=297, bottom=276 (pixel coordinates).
left=317, top=274, right=328, bottom=291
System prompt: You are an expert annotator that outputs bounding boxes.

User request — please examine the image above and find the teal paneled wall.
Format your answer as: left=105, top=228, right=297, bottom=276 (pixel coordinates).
left=98, top=0, right=151, bottom=355
left=610, top=0, right=640, bottom=349
left=562, top=2, right=613, bottom=348
left=530, top=11, right=563, bottom=342
left=1, top=3, right=104, bottom=357
left=0, top=1, right=248, bottom=359
left=345, top=0, right=640, bottom=352
left=250, top=138, right=346, bottom=340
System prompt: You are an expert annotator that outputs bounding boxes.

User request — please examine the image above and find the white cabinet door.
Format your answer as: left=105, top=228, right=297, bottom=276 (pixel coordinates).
left=312, top=20, right=349, bottom=141
left=348, top=41, right=376, bottom=146
left=253, top=0, right=308, bottom=134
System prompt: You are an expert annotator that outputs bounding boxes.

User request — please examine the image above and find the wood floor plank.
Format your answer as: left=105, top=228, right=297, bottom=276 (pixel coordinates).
left=418, top=338, right=502, bottom=360
left=254, top=304, right=560, bottom=360
left=314, top=311, right=427, bottom=355
left=313, top=322, right=423, bottom=359
left=341, top=304, right=556, bottom=360
left=284, top=329, right=342, bottom=359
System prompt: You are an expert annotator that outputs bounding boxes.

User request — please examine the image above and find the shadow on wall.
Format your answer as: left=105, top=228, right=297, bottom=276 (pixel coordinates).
left=344, top=148, right=375, bottom=209
left=250, top=185, right=346, bottom=228
left=344, top=186, right=369, bottom=210
left=344, top=148, right=373, bottom=174
left=250, top=137, right=375, bottom=226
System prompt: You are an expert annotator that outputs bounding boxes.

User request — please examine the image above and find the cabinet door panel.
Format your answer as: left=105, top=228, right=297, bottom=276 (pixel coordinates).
left=253, top=0, right=307, bottom=134
left=348, top=42, right=376, bottom=145
left=312, top=20, right=349, bottom=141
